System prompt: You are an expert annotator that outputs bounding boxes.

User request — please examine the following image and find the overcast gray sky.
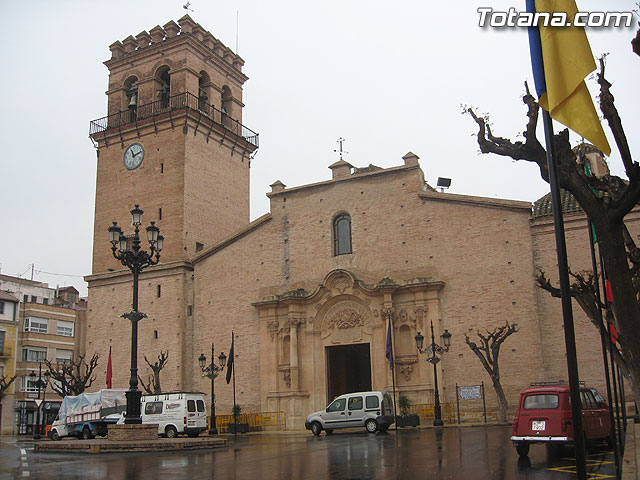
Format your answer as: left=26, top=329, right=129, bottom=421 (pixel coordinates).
left=0, top=1, right=638, bottom=297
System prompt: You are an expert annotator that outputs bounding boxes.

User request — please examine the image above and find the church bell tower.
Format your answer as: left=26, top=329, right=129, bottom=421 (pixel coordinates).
left=89, top=15, right=258, bottom=274
left=85, top=16, right=258, bottom=393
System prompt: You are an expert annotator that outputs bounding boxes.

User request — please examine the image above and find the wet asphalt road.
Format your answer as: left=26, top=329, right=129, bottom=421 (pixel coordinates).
left=0, top=425, right=617, bottom=480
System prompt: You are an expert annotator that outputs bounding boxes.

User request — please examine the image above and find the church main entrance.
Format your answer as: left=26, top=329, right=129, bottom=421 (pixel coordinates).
left=325, top=343, right=372, bottom=403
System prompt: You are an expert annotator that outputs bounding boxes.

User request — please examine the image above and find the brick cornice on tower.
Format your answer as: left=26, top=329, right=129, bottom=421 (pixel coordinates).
left=108, top=41, right=124, bottom=58
left=104, top=16, right=247, bottom=85
left=163, top=20, right=180, bottom=37
left=135, top=31, right=152, bottom=50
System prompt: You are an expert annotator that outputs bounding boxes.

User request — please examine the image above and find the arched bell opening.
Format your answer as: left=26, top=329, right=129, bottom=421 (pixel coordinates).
left=221, top=85, right=233, bottom=128
left=155, top=65, right=171, bottom=109
left=124, top=76, right=139, bottom=121
left=198, top=70, right=212, bottom=113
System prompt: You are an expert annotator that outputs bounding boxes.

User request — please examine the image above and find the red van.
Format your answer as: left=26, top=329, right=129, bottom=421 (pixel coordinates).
left=511, top=382, right=611, bottom=456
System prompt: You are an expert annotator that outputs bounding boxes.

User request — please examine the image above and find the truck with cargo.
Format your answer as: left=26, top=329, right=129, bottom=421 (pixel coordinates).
left=49, top=389, right=127, bottom=440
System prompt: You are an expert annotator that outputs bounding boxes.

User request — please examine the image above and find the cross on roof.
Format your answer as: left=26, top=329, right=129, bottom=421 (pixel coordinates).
left=334, top=137, right=349, bottom=161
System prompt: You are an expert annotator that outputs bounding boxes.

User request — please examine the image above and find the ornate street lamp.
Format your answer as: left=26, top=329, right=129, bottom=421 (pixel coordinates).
left=29, top=364, right=50, bottom=439
left=415, top=322, right=452, bottom=426
left=109, top=205, right=162, bottom=424
left=199, top=344, right=227, bottom=435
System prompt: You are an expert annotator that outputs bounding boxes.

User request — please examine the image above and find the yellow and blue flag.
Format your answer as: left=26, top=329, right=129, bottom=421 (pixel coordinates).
left=527, top=0, right=611, bottom=155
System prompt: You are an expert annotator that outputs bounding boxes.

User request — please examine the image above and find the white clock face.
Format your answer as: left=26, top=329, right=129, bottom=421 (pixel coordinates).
left=123, top=143, right=144, bottom=170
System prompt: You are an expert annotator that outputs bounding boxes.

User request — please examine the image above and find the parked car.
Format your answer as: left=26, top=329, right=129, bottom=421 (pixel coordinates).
left=305, top=391, right=394, bottom=435
left=511, top=382, right=611, bottom=456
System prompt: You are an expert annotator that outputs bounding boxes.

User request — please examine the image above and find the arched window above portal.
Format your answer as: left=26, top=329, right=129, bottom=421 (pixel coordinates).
left=333, top=213, right=352, bottom=256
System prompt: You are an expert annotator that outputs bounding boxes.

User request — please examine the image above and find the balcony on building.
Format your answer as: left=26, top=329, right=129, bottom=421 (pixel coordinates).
left=89, top=91, right=259, bottom=149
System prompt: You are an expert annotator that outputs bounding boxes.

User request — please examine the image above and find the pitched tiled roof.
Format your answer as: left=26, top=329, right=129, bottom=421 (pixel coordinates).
left=531, top=189, right=583, bottom=219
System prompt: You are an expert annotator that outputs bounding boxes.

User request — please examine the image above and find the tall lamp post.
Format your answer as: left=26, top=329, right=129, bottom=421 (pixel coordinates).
left=415, top=322, right=452, bottom=426
left=29, top=363, right=50, bottom=439
left=109, top=205, right=163, bottom=424
left=199, top=344, right=227, bottom=435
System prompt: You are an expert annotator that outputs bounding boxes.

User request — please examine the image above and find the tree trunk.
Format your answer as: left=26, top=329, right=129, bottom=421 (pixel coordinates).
left=153, top=371, right=162, bottom=394
left=492, top=377, right=509, bottom=423
left=596, top=217, right=640, bottom=408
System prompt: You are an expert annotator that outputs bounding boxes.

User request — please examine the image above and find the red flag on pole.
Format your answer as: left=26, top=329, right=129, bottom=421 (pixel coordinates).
left=106, top=346, right=113, bottom=389
left=605, top=280, right=614, bottom=303
left=609, top=323, right=618, bottom=345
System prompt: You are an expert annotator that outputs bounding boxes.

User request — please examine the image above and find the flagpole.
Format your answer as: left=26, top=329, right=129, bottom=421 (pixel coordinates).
left=542, top=109, right=587, bottom=479
left=599, top=248, right=625, bottom=451
left=587, top=217, right=621, bottom=479
left=390, top=318, right=398, bottom=432
left=608, top=322, right=623, bottom=452
left=106, top=346, right=113, bottom=389
left=232, top=331, right=237, bottom=437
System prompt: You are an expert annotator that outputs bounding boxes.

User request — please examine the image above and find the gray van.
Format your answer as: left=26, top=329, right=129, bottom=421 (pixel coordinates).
left=305, top=391, right=394, bottom=435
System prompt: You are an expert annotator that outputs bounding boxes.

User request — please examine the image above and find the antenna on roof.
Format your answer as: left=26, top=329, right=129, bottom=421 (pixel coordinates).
left=183, top=2, right=194, bottom=12
left=436, top=177, right=451, bottom=193
left=334, top=137, right=349, bottom=161
left=236, top=10, right=239, bottom=53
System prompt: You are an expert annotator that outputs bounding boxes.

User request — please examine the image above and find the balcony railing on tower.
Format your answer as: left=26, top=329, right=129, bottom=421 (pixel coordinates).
left=89, top=91, right=259, bottom=148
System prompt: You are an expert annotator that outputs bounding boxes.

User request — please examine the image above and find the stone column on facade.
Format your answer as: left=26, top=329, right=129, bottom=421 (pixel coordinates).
left=289, top=317, right=303, bottom=392
left=265, top=315, right=279, bottom=393
left=165, top=66, right=196, bottom=100
left=136, top=77, right=158, bottom=108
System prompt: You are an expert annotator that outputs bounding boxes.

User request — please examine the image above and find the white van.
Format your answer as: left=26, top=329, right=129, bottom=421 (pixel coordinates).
left=305, top=391, right=394, bottom=435
left=141, top=392, right=208, bottom=438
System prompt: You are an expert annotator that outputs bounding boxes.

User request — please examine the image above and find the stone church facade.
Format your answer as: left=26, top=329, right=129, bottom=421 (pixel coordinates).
left=85, top=16, right=639, bottom=428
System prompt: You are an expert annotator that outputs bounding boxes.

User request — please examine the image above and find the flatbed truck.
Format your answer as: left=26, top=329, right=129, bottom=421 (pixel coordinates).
left=49, top=389, right=127, bottom=440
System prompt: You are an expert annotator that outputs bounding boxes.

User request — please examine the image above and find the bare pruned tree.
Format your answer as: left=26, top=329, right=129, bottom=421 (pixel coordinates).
left=45, top=353, right=100, bottom=397
left=0, top=374, right=17, bottom=401
left=537, top=270, right=628, bottom=377
left=632, top=19, right=640, bottom=56
left=466, top=27, right=640, bottom=406
left=465, top=322, right=519, bottom=422
left=138, top=351, right=169, bottom=395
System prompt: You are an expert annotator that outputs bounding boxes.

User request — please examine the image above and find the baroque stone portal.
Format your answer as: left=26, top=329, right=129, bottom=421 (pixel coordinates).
left=322, top=300, right=370, bottom=344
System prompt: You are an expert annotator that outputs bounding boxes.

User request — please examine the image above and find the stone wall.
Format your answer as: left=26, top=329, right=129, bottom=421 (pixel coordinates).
left=192, top=158, right=548, bottom=424
left=107, top=423, right=158, bottom=441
